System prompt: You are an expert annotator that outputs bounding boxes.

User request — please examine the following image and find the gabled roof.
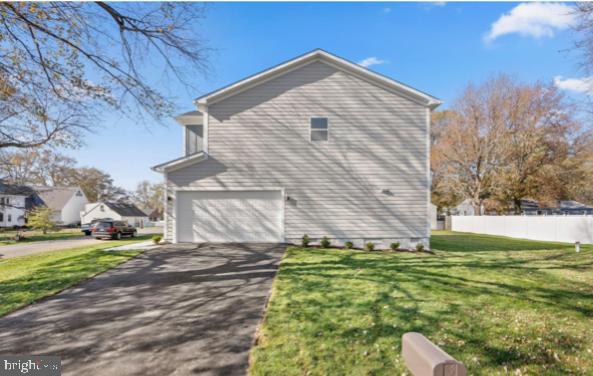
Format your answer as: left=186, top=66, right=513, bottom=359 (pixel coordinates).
left=195, top=49, right=442, bottom=109
left=33, top=186, right=84, bottom=211
left=559, top=200, right=593, bottom=210
left=0, top=181, right=35, bottom=196
left=151, top=151, right=208, bottom=173
left=104, top=202, right=148, bottom=217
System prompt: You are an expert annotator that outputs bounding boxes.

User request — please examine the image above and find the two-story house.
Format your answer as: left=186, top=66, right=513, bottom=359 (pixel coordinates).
left=0, top=182, right=37, bottom=227
left=152, top=49, right=441, bottom=248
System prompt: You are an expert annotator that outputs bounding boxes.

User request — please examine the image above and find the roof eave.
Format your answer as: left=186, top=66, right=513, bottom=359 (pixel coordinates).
left=428, top=100, right=443, bottom=110
left=194, top=49, right=441, bottom=109
left=151, top=152, right=208, bottom=173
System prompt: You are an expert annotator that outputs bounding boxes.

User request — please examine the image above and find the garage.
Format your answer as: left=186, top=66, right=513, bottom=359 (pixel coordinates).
left=176, top=190, right=284, bottom=243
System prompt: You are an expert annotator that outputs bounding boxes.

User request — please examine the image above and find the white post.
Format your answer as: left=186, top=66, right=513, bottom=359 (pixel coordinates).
left=576, top=241, right=581, bottom=253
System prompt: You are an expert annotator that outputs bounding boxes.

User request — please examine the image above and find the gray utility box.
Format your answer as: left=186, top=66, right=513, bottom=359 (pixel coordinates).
left=402, top=332, right=467, bottom=376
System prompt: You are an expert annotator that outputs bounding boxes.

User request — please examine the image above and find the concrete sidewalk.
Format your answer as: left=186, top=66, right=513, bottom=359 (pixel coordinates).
left=0, top=238, right=103, bottom=259
left=0, top=227, right=163, bottom=259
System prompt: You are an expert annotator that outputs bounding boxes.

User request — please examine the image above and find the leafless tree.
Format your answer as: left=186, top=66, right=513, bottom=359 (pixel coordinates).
left=0, top=2, right=209, bottom=149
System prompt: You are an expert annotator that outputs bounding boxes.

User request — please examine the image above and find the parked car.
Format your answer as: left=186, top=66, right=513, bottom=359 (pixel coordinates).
left=81, top=218, right=113, bottom=236
left=92, top=220, right=137, bottom=240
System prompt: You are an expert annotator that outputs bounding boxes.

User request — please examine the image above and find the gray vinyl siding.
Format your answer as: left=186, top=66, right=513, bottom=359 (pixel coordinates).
left=166, top=60, right=429, bottom=243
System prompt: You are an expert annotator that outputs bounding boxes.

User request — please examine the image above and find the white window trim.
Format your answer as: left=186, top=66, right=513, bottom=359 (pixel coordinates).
left=185, top=124, right=204, bottom=155
left=309, top=116, right=329, bottom=143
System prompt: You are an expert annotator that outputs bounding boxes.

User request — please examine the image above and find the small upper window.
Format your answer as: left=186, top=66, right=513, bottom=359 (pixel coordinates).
left=310, top=117, right=328, bottom=142
left=186, top=124, right=203, bottom=155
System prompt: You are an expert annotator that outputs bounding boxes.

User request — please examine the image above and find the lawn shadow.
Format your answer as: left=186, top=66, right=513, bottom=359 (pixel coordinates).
left=269, top=246, right=593, bottom=374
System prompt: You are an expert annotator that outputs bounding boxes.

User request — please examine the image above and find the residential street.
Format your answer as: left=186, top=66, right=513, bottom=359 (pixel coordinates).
left=0, top=243, right=285, bottom=376
left=0, top=227, right=163, bottom=259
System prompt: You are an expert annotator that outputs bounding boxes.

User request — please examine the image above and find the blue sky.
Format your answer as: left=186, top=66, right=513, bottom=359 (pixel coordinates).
left=65, top=2, right=587, bottom=191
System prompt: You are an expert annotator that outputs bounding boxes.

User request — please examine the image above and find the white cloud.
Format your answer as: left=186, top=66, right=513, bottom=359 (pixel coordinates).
left=358, top=57, right=387, bottom=68
left=484, top=2, right=575, bottom=42
left=554, top=76, right=593, bottom=95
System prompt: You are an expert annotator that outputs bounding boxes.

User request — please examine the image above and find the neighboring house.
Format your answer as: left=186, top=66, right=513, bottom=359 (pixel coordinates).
left=452, top=199, right=484, bottom=216
left=152, top=49, right=441, bottom=248
left=34, top=186, right=89, bottom=225
left=556, top=200, right=593, bottom=215
left=0, top=182, right=37, bottom=227
left=80, top=202, right=149, bottom=227
left=523, top=200, right=593, bottom=216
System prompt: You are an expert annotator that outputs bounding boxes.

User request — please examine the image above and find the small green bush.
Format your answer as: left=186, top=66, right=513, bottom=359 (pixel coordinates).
left=416, top=243, right=425, bottom=252
left=364, top=242, right=375, bottom=252
left=390, top=242, right=400, bottom=251
left=301, top=234, right=311, bottom=247
left=320, top=236, right=331, bottom=248
left=152, top=235, right=162, bottom=244
left=344, top=241, right=354, bottom=249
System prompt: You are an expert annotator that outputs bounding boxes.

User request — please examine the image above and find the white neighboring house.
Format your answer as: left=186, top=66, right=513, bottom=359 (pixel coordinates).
left=34, top=186, right=89, bottom=226
left=80, top=202, right=149, bottom=227
left=0, top=183, right=36, bottom=227
left=152, top=49, right=441, bottom=248
left=453, top=199, right=484, bottom=216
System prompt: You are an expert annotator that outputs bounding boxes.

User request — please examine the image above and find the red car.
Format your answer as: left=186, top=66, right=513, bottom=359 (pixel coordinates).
left=92, top=220, right=137, bottom=240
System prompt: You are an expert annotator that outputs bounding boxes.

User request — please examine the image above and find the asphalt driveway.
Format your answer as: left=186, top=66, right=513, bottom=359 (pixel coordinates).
left=0, top=243, right=285, bottom=375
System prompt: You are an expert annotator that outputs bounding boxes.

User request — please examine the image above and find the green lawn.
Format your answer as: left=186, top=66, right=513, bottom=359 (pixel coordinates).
left=250, top=231, right=593, bottom=375
left=0, top=236, right=149, bottom=317
left=0, top=228, right=83, bottom=245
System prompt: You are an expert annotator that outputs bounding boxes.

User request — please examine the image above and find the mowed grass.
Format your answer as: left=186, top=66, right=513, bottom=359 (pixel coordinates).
left=250, top=231, right=593, bottom=375
left=0, top=236, right=149, bottom=317
left=0, top=228, right=83, bottom=245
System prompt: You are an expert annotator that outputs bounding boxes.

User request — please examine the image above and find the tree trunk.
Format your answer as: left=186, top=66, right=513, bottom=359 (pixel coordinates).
left=513, top=198, right=522, bottom=215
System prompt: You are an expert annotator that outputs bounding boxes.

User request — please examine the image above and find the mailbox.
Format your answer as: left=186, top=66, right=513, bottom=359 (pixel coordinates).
left=402, top=332, right=467, bottom=376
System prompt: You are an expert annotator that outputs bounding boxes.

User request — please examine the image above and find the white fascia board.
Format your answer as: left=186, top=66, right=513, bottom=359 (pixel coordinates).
left=195, top=50, right=320, bottom=106
left=195, top=49, right=442, bottom=109
left=175, top=114, right=203, bottom=126
left=151, top=152, right=208, bottom=173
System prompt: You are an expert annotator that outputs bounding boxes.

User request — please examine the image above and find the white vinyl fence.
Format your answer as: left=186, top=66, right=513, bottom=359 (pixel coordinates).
left=451, top=215, right=593, bottom=244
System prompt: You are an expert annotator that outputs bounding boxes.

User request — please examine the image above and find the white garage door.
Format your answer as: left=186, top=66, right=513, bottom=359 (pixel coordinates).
left=176, top=190, right=283, bottom=243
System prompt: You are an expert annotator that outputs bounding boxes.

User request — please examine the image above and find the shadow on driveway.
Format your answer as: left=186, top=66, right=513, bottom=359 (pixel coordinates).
left=0, top=243, right=286, bottom=376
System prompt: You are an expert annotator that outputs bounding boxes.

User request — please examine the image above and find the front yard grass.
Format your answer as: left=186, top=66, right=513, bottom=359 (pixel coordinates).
left=250, top=231, right=593, bottom=375
left=0, top=236, right=149, bottom=317
left=0, top=228, right=82, bottom=245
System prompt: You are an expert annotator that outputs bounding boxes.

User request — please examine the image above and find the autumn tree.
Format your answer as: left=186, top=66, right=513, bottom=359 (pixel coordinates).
left=432, top=75, right=593, bottom=213
left=431, top=78, right=508, bottom=214
left=430, top=110, right=463, bottom=209
left=0, top=149, right=74, bottom=185
left=70, top=167, right=129, bottom=203
left=0, top=148, right=128, bottom=202
left=0, top=2, right=209, bottom=149
left=490, top=79, right=582, bottom=213
left=0, top=149, right=40, bottom=185
left=132, top=180, right=164, bottom=213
